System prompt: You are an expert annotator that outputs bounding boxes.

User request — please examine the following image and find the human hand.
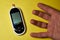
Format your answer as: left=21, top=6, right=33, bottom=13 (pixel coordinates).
left=30, top=3, right=60, bottom=40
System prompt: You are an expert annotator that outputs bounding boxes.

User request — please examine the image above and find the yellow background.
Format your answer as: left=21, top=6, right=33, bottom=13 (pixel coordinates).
left=0, top=0, right=60, bottom=40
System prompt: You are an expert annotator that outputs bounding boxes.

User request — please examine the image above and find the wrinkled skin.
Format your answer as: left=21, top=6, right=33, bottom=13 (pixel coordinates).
left=30, top=3, right=60, bottom=40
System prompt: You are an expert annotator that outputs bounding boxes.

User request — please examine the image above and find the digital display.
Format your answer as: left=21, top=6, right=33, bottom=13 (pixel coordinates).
left=11, top=12, right=22, bottom=25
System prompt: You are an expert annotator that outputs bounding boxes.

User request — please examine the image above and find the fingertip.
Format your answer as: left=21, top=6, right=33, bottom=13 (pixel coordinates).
left=38, top=3, right=46, bottom=9
left=32, top=10, right=39, bottom=15
left=30, top=19, right=34, bottom=24
left=30, top=19, right=35, bottom=24
left=38, top=3, right=43, bottom=7
left=30, top=33, right=34, bottom=36
left=32, top=10, right=36, bottom=14
left=30, top=33, right=37, bottom=37
left=30, top=19, right=37, bottom=25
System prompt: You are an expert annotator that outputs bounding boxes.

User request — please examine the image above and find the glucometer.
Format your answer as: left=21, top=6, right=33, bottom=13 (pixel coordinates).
left=10, top=4, right=26, bottom=35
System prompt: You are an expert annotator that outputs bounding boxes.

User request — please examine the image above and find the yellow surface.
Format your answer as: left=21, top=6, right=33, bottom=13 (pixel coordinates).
left=0, top=0, right=60, bottom=40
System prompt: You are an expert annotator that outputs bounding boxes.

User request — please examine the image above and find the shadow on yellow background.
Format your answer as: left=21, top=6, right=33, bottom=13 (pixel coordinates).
left=0, top=0, right=60, bottom=40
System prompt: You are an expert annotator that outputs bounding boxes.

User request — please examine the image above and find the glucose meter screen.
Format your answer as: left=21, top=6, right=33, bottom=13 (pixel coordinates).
left=12, top=12, right=22, bottom=25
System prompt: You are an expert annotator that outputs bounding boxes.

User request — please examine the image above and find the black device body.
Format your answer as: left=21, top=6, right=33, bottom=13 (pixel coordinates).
left=10, top=8, right=26, bottom=35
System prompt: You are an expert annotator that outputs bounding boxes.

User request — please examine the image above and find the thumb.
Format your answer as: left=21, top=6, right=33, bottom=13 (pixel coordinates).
left=30, top=32, right=49, bottom=38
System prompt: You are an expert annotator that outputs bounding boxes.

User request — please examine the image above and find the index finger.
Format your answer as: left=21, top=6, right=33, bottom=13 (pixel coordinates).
left=38, top=3, right=59, bottom=15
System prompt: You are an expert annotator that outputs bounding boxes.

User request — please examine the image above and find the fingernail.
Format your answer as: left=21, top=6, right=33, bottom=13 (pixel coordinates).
left=38, top=3, right=43, bottom=7
left=30, top=19, right=35, bottom=24
left=32, top=10, right=38, bottom=15
left=38, top=3, right=41, bottom=7
left=32, top=10, right=36, bottom=13
left=32, top=10, right=40, bottom=15
left=30, top=33, right=36, bottom=37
